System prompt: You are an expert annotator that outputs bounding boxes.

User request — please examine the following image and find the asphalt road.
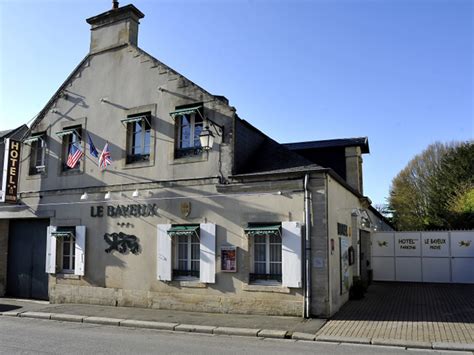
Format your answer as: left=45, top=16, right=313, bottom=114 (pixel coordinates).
left=0, top=317, right=469, bottom=355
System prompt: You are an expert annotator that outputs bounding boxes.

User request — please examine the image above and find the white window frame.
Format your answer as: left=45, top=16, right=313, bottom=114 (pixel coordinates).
left=62, top=127, right=82, bottom=171
left=250, top=232, right=282, bottom=285
left=126, top=117, right=151, bottom=163
left=57, top=234, right=75, bottom=274
left=28, top=135, right=46, bottom=174
left=173, top=233, right=200, bottom=280
left=176, top=113, right=203, bottom=150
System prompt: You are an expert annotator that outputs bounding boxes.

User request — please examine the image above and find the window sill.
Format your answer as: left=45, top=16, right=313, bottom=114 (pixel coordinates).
left=242, top=283, right=290, bottom=293
left=122, top=159, right=154, bottom=169
left=173, top=280, right=207, bottom=288
left=56, top=273, right=80, bottom=280
left=171, top=153, right=207, bottom=165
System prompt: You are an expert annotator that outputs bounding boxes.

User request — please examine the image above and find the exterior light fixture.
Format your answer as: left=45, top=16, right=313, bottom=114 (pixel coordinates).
left=132, top=189, right=140, bottom=198
left=199, top=125, right=215, bottom=150
left=80, top=192, right=88, bottom=201
left=104, top=191, right=111, bottom=200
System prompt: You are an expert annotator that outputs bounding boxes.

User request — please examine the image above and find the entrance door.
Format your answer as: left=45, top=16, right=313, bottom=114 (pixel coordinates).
left=7, top=219, right=49, bottom=300
left=359, top=230, right=371, bottom=284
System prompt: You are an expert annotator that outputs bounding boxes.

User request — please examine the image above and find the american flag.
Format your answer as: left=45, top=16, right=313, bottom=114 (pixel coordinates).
left=99, top=142, right=112, bottom=169
left=66, top=142, right=84, bottom=168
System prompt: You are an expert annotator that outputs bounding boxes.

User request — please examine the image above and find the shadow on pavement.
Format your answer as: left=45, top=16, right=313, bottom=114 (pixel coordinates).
left=0, top=304, right=21, bottom=312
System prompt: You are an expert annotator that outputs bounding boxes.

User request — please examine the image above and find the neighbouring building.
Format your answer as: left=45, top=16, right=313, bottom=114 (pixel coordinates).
left=0, top=4, right=392, bottom=317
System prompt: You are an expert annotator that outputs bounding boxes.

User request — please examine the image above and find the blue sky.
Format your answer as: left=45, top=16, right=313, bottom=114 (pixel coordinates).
left=0, top=0, right=472, bottom=205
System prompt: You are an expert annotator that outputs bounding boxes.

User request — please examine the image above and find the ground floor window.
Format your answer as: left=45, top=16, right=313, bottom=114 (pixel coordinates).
left=54, top=227, right=76, bottom=273
left=174, top=233, right=200, bottom=279
left=168, top=225, right=200, bottom=280
left=158, top=223, right=216, bottom=283
left=246, top=224, right=282, bottom=284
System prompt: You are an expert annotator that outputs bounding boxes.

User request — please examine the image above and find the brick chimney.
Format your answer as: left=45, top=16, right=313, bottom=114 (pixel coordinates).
left=86, top=3, right=144, bottom=54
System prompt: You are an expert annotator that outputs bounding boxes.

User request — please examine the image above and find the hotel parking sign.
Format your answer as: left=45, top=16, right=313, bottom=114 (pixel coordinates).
left=1, top=138, right=21, bottom=203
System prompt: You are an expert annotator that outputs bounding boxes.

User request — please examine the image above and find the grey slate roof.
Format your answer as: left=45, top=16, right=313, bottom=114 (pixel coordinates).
left=283, top=137, right=370, bottom=154
left=0, top=125, right=29, bottom=141
left=237, top=133, right=320, bottom=174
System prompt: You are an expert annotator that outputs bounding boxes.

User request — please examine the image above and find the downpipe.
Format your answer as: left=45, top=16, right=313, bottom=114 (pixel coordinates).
left=304, top=173, right=312, bottom=318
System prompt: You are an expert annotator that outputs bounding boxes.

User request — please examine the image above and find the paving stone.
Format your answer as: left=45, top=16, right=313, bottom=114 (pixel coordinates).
left=257, top=329, right=288, bottom=339
left=20, top=312, right=51, bottom=320
left=83, top=317, right=123, bottom=326
left=372, top=338, right=432, bottom=349
left=120, top=319, right=178, bottom=330
left=174, top=324, right=215, bottom=334
left=315, top=334, right=371, bottom=344
left=213, top=327, right=260, bottom=337
left=50, top=314, right=84, bottom=322
left=292, top=332, right=316, bottom=341
left=432, top=342, right=474, bottom=352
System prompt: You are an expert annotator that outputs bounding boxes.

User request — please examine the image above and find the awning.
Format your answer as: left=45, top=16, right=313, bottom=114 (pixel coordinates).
left=244, top=225, right=281, bottom=237
left=23, top=134, right=44, bottom=144
left=120, top=115, right=151, bottom=126
left=51, top=231, right=74, bottom=238
left=169, top=105, right=203, bottom=119
left=55, top=128, right=79, bottom=138
left=167, top=225, right=200, bottom=237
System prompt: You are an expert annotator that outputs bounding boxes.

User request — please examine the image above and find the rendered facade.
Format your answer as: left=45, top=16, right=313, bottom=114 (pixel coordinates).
left=0, top=4, right=392, bottom=317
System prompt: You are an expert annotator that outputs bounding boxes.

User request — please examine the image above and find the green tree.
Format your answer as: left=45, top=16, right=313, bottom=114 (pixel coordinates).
left=388, top=141, right=473, bottom=230
left=428, top=142, right=474, bottom=229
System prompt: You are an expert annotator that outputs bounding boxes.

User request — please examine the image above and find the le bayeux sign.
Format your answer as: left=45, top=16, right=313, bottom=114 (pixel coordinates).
left=1, top=138, right=21, bottom=204
left=90, top=203, right=158, bottom=218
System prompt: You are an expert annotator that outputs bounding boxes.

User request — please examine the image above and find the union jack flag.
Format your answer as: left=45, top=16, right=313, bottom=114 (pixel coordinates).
left=99, top=142, right=112, bottom=169
left=66, top=142, right=84, bottom=168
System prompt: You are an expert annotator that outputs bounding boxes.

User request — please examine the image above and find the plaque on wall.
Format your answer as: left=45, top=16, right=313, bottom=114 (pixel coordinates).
left=221, top=246, right=237, bottom=272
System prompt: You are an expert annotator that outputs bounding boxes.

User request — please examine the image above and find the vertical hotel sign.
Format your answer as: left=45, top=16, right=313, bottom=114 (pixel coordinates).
left=1, top=138, right=21, bottom=203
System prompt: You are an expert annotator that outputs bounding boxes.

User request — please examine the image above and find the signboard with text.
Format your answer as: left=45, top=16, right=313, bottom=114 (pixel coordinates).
left=1, top=138, right=21, bottom=204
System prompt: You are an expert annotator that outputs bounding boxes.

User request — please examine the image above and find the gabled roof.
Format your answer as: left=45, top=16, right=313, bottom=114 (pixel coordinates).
left=284, top=137, right=370, bottom=154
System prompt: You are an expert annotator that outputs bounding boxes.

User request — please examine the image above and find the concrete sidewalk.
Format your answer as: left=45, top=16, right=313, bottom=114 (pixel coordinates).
left=0, top=298, right=324, bottom=341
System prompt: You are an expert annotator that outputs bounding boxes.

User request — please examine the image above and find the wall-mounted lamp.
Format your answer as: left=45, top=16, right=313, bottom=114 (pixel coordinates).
left=132, top=189, right=140, bottom=198
left=199, top=118, right=223, bottom=151
left=100, top=97, right=109, bottom=103
left=104, top=191, right=111, bottom=200
left=80, top=192, right=88, bottom=201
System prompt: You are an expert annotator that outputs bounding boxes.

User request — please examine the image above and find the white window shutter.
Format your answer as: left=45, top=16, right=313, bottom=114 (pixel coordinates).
left=157, top=224, right=172, bottom=281
left=199, top=223, right=216, bottom=284
left=45, top=226, right=57, bottom=274
left=282, top=221, right=302, bottom=288
left=75, top=226, right=86, bottom=276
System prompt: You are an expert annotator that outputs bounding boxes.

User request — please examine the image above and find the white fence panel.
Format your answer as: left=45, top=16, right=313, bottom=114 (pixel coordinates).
left=395, top=257, right=422, bottom=282
left=372, top=257, right=395, bottom=281
left=422, top=258, right=450, bottom=283
left=373, top=231, right=474, bottom=284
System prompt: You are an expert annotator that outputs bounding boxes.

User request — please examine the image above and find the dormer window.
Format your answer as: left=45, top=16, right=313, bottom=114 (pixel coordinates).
left=24, top=132, right=46, bottom=175
left=123, top=113, right=151, bottom=164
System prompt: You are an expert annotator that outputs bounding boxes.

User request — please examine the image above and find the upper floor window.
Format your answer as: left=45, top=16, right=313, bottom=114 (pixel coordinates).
left=171, top=105, right=203, bottom=159
left=124, top=113, right=151, bottom=164
left=25, top=133, right=46, bottom=175
left=56, top=126, right=82, bottom=172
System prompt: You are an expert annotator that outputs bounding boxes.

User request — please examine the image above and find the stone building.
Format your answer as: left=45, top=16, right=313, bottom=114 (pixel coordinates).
left=0, top=4, right=392, bottom=317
